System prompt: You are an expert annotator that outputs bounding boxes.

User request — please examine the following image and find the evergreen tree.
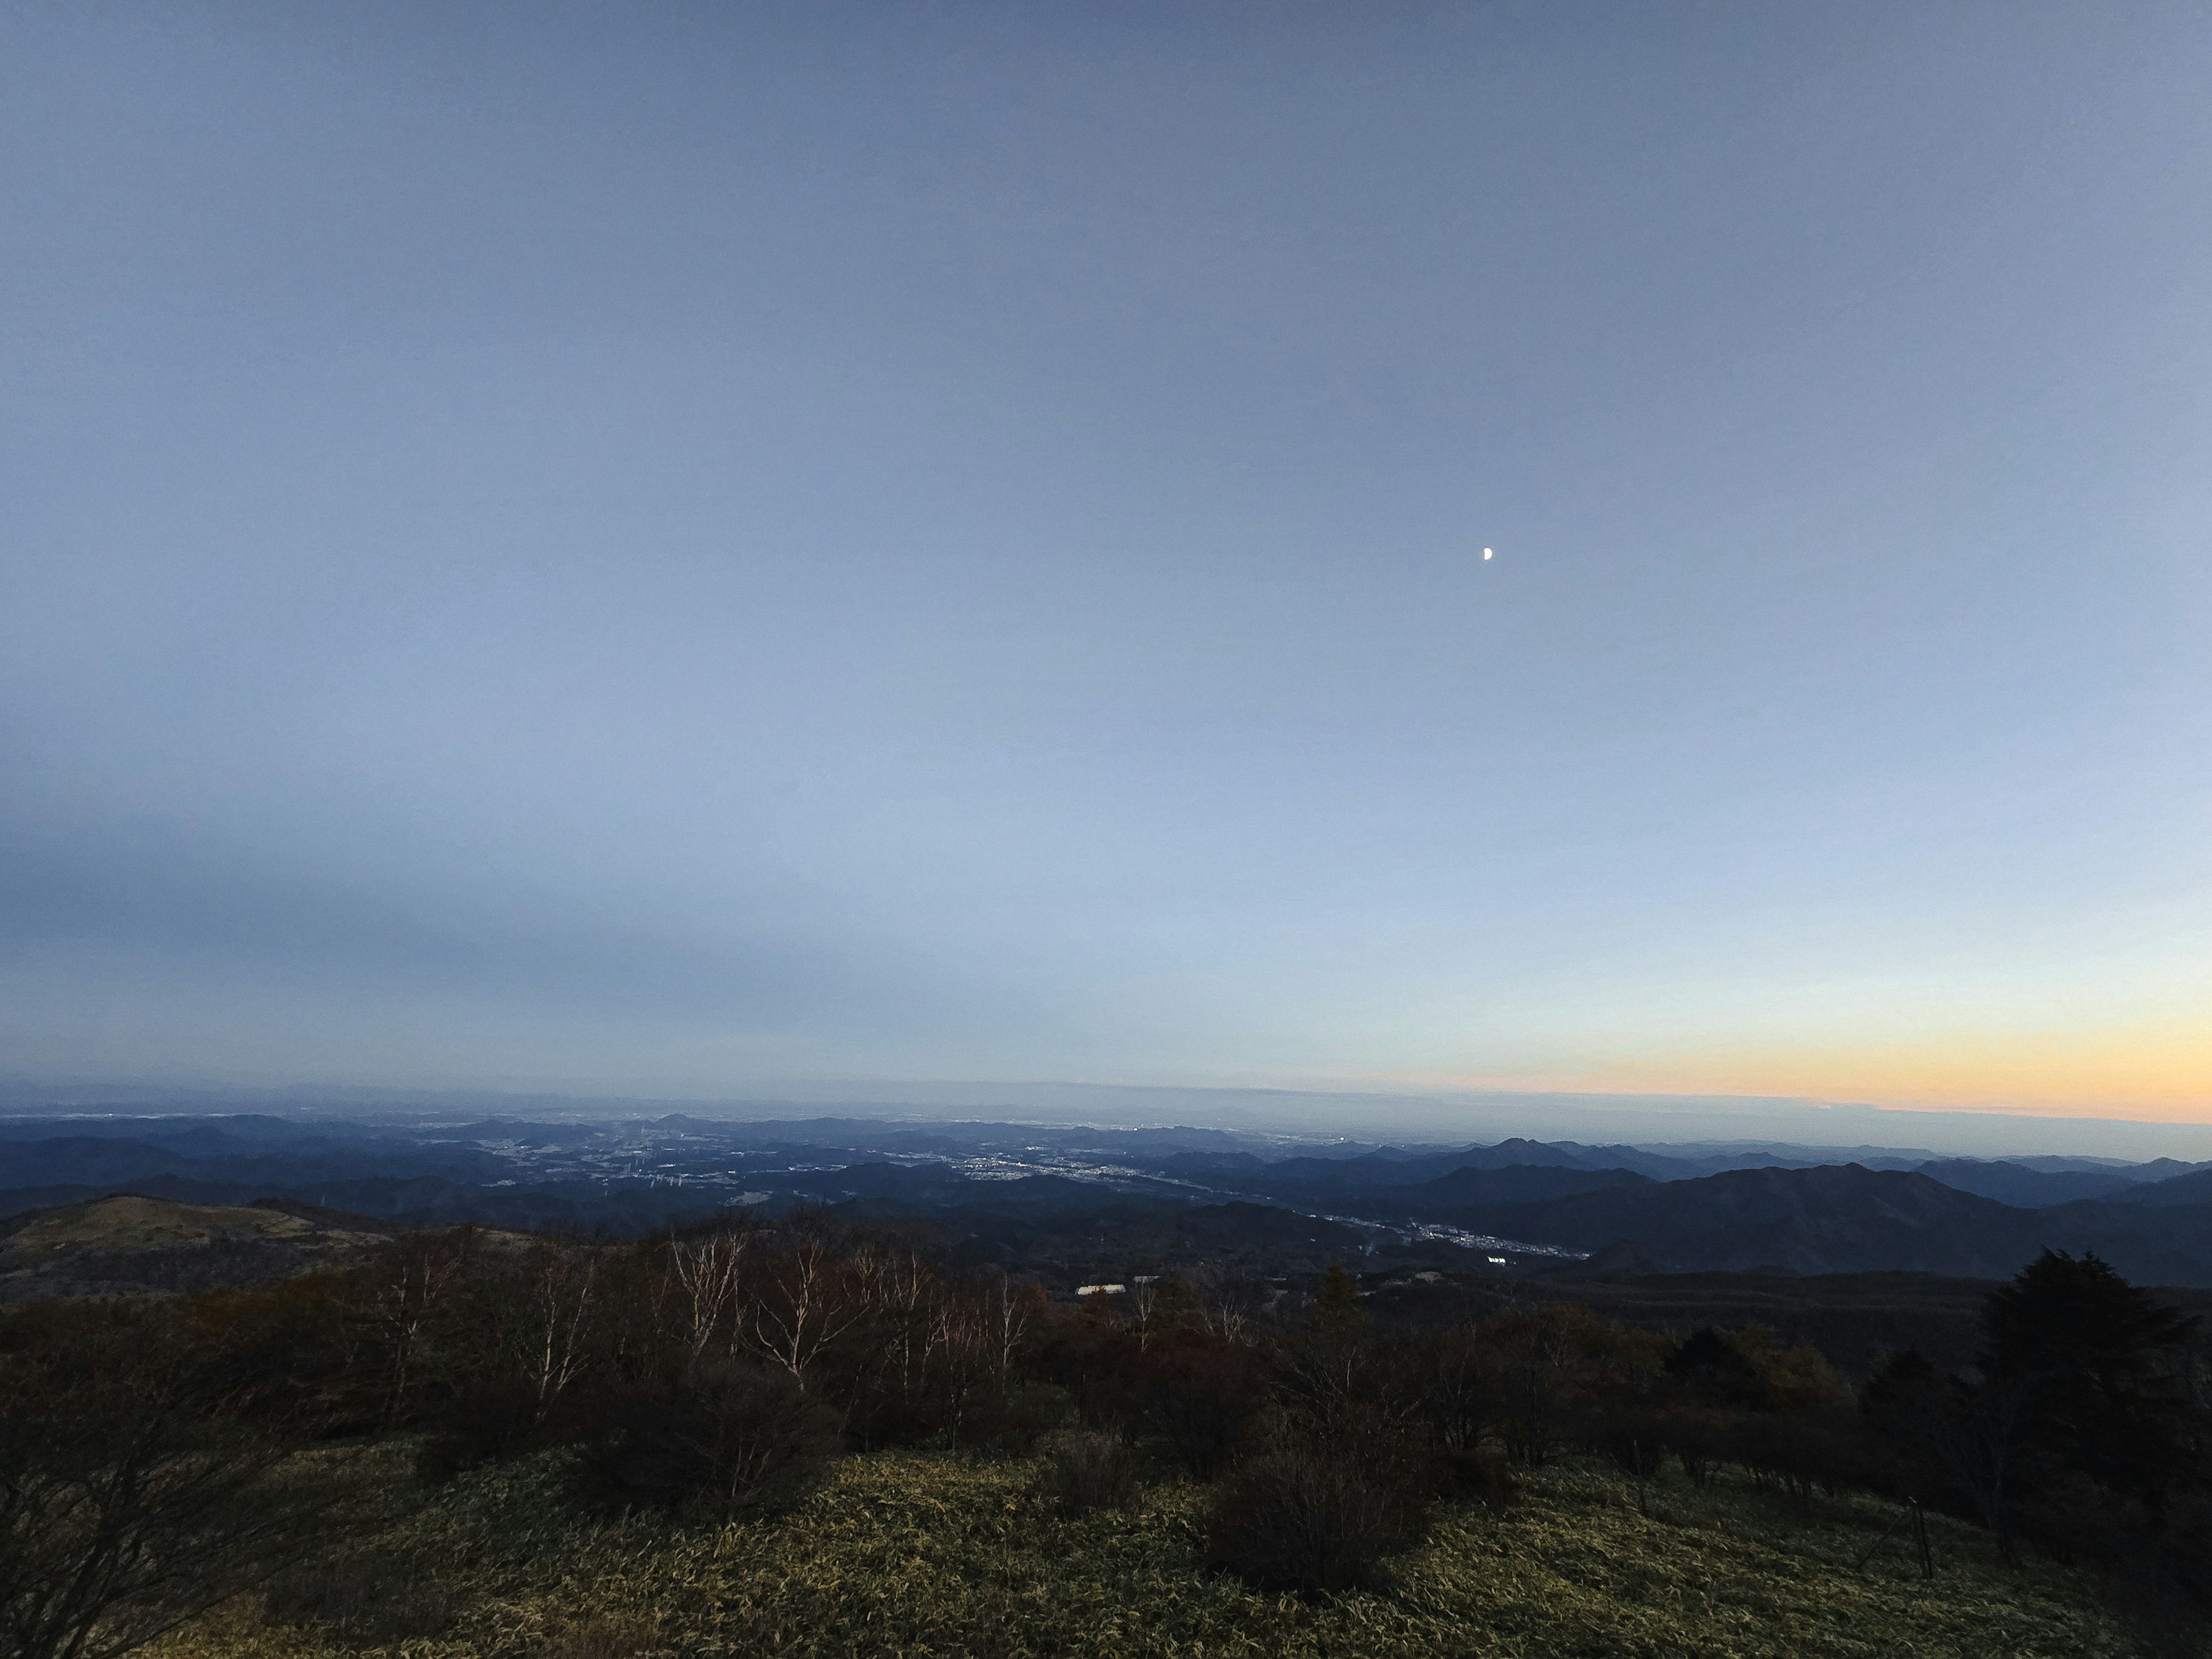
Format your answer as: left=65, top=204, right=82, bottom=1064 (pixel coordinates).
left=1312, top=1262, right=1365, bottom=1343
left=1979, top=1250, right=2201, bottom=1503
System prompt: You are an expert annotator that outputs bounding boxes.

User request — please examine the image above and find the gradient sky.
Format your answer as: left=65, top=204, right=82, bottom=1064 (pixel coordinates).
left=6, top=3, right=2211, bottom=1131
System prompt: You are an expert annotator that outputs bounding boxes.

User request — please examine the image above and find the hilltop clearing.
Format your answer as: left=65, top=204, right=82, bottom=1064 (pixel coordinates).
left=0, top=1194, right=393, bottom=1300
left=150, top=1443, right=2145, bottom=1659
left=10, top=1211, right=2207, bottom=1658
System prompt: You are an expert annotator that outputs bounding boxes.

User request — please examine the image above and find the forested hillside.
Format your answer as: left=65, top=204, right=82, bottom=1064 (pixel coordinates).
left=5, top=1207, right=2209, bottom=1657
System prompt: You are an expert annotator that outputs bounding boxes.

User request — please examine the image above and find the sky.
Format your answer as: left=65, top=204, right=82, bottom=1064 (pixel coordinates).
left=5, top=3, right=2212, bottom=1145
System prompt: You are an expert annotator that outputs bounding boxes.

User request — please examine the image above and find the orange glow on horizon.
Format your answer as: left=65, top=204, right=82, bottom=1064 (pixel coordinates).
left=1390, top=1014, right=2212, bottom=1124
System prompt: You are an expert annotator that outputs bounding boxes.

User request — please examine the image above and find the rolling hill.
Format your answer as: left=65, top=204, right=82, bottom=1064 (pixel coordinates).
left=0, top=1194, right=395, bottom=1300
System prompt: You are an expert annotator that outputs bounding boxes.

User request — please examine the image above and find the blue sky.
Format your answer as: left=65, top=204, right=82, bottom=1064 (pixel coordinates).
left=5, top=3, right=2211, bottom=1137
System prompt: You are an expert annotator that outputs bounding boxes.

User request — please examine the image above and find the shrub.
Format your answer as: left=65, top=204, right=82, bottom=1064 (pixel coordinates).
left=2014, top=1477, right=2212, bottom=1654
left=1142, top=1340, right=1271, bottom=1478
left=1035, top=1430, right=1143, bottom=1514
left=1416, top=1329, right=1503, bottom=1453
left=1433, top=1443, right=1519, bottom=1506
left=978, top=1381, right=1077, bottom=1454
left=414, top=1381, right=539, bottom=1486
left=1661, top=1408, right=1730, bottom=1489
left=569, top=1361, right=838, bottom=1518
left=1719, top=1410, right=1877, bottom=1507
left=1580, top=1412, right=1670, bottom=1481
left=1202, top=1447, right=1426, bottom=1597
left=570, top=1399, right=716, bottom=1515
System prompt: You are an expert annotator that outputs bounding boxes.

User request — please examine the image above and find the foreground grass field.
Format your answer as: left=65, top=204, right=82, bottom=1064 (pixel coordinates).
left=152, top=1445, right=2149, bottom=1659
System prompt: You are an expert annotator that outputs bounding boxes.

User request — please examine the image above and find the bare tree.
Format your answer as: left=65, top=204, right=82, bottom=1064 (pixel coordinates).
left=517, top=1247, right=600, bottom=1427
left=1, top=1337, right=343, bottom=1659
left=988, top=1271, right=1035, bottom=1386
left=741, top=1241, right=863, bottom=1391
left=666, top=1228, right=751, bottom=1361
left=857, top=1247, right=940, bottom=1407
left=1185, top=1265, right=1263, bottom=1347
left=357, top=1228, right=477, bottom=1426
left=1129, top=1277, right=1163, bottom=1352
left=1919, top=1375, right=2036, bottom=1558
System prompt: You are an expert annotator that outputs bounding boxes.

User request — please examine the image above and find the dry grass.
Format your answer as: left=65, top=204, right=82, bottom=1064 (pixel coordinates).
left=0, top=1196, right=384, bottom=1264
left=0, top=1196, right=397, bottom=1300
left=147, top=1443, right=2153, bottom=1658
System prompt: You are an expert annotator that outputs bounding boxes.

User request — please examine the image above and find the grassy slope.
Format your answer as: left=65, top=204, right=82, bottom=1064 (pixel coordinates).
left=0, top=1198, right=392, bottom=1302
left=156, top=1448, right=2146, bottom=1659
left=0, top=1195, right=378, bottom=1260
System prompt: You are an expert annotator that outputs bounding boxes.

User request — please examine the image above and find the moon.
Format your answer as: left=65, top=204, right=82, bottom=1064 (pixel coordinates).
left=1482, top=547, right=1494, bottom=560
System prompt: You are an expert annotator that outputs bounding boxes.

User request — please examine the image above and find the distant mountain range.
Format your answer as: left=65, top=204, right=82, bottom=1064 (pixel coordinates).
left=1381, top=1163, right=2212, bottom=1283
left=4, top=1114, right=2211, bottom=1285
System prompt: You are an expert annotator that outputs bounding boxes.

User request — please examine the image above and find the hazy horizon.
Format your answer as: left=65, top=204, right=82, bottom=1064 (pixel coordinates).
left=7, top=6, right=2211, bottom=1127
left=10, top=1074, right=2212, bottom=1163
